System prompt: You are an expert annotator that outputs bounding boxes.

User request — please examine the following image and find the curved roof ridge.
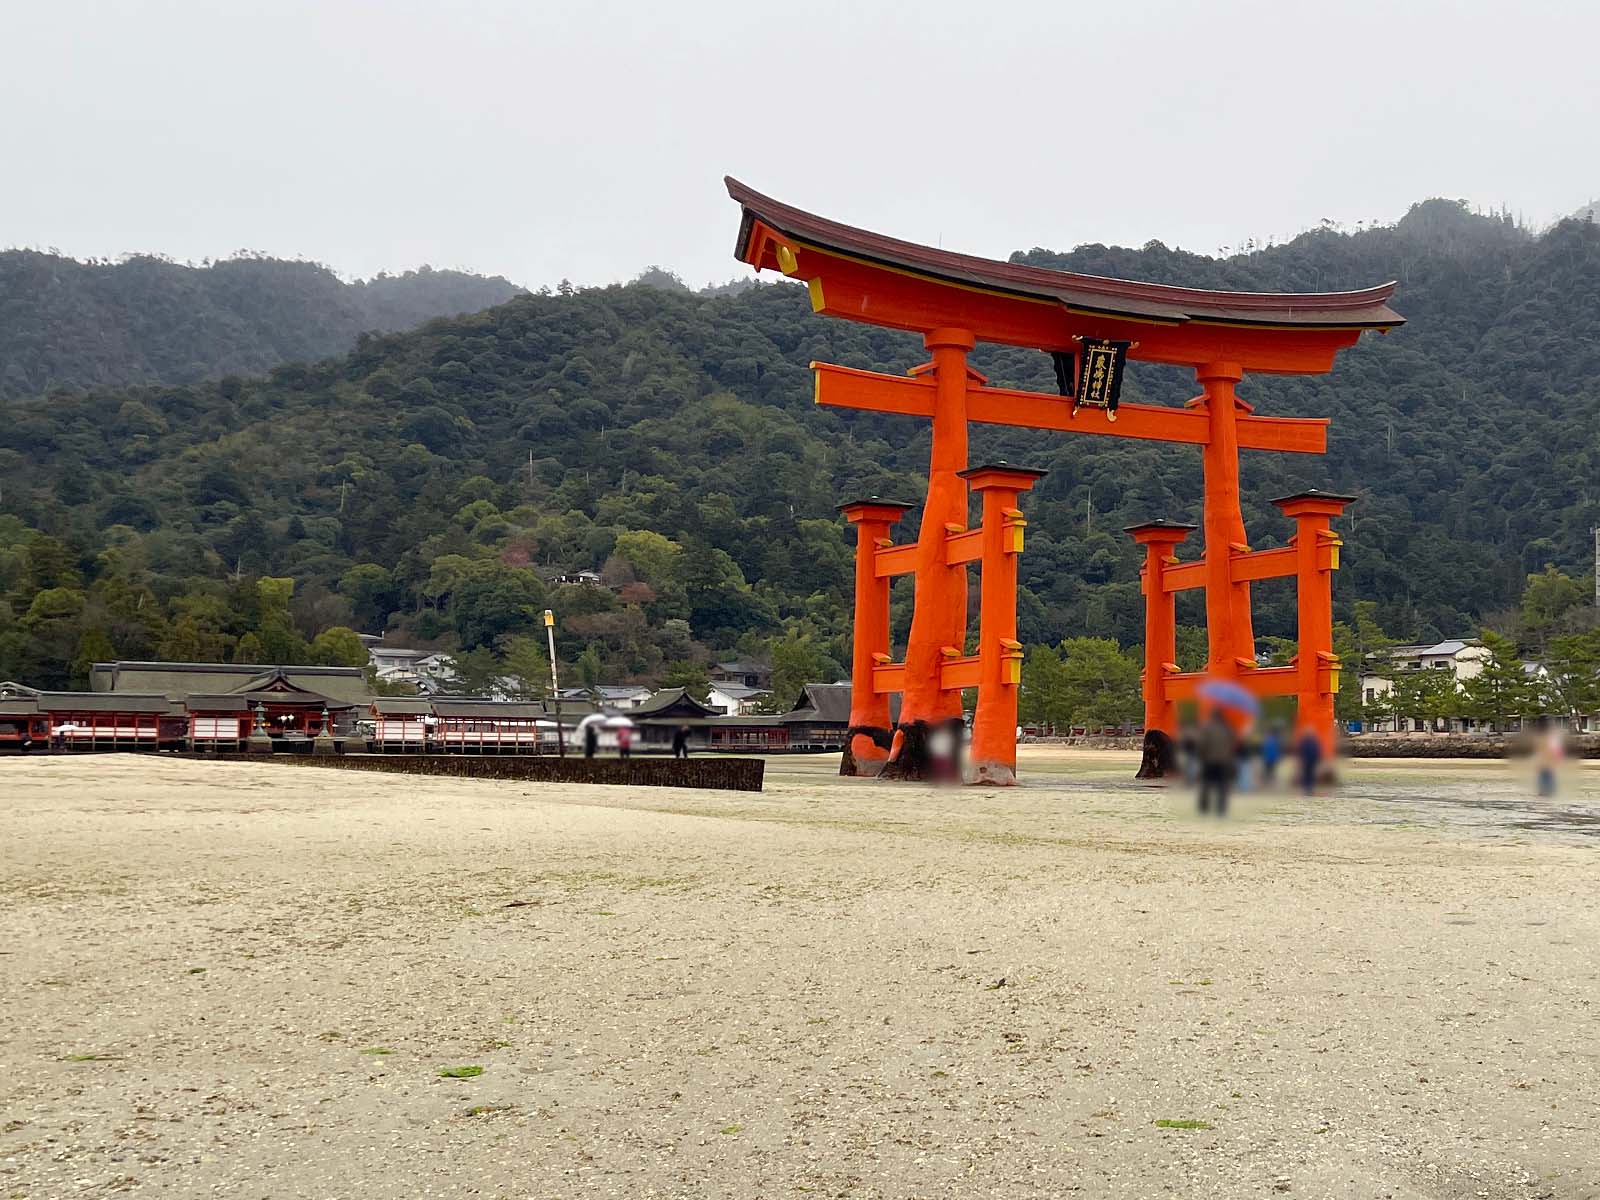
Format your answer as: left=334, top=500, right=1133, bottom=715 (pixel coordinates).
left=727, top=177, right=1401, bottom=327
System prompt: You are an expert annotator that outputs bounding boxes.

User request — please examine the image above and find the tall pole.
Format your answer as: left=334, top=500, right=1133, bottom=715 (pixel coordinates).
left=1594, top=527, right=1599, bottom=610
left=543, top=608, right=565, bottom=757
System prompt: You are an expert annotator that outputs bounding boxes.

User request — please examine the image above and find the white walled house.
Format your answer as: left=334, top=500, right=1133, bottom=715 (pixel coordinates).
left=1359, top=639, right=1489, bottom=733
left=708, top=681, right=772, bottom=716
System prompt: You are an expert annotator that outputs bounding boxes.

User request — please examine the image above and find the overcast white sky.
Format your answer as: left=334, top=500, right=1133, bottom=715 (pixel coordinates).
left=6, top=0, right=1597, bottom=289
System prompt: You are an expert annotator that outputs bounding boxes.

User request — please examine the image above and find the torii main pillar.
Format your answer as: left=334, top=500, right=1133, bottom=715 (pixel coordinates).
left=878, top=329, right=974, bottom=780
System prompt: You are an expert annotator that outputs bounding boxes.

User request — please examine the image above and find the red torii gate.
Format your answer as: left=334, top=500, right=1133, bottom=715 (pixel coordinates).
left=727, top=179, right=1401, bottom=784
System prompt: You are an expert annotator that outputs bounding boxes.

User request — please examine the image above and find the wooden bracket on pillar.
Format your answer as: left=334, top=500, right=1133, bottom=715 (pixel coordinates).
left=998, top=638, right=1024, bottom=685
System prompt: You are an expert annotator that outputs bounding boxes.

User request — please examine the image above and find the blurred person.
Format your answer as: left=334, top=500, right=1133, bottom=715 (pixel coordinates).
left=583, top=721, right=598, bottom=759
left=1195, top=709, right=1238, bottom=817
left=1237, top=726, right=1261, bottom=792
left=1296, top=726, right=1324, bottom=796
left=1260, top=724, right=1284, bottom=788
left=672, top=724, right=691, bottom=759
left=617, top=723, right=633, bottom=760
left=1534, top=717, right=1565, bottom=797
left=1178, top=718, right=1200, bottom=786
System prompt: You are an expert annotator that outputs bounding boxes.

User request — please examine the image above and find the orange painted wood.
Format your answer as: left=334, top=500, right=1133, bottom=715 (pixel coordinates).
left=1237, top=414, right=1328, bottom=454
left=1160, top=561, right=1207, bottom=593
left=872, top=543, right=919, bottom=578
left=873, top=662, right=907, bottom=695
left=771, top=234, right=1365, bottom=372
left=1162, top=665, right=1299, bottom=702
left=944, top=528, right=983, bottom=565
left=814, top=363, right=1327, bottom=454
left=1229, top=546, right=1299, bottom=583
left=938, top=655, right=982, bottom=691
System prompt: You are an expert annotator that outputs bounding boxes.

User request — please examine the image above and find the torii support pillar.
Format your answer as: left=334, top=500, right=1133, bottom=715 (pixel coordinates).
left=962, top=463, right=1046, bottom=786
left=838, top=498, right=914, bottom=776
left=1127, top=519, right=1199, bottom=741
left=1273, top=490, right=1354, bottom=759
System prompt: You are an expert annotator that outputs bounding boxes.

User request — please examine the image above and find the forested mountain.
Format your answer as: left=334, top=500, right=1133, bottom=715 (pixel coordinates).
left=2, top=200, right=1598, bottom=693
left=0, top=251, right=523, bottom=400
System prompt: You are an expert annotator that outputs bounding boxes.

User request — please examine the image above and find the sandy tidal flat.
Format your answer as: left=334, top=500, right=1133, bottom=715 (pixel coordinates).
left=2, top=750, right=1598, bottom=1199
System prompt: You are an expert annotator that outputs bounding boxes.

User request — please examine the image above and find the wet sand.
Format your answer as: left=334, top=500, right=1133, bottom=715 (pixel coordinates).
left=3, top=749, right=1598, bottom=1198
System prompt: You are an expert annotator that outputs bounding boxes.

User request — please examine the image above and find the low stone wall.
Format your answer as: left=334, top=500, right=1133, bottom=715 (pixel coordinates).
left=1023, top=736, right=1144, bottom=751
left=1343, top=735, right=1600, bottom=760
left=178, top=752, right=766, bottom=792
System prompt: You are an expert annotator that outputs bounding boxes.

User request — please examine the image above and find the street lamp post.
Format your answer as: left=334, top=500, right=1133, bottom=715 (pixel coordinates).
left=544, top=608, right=565, bottom=757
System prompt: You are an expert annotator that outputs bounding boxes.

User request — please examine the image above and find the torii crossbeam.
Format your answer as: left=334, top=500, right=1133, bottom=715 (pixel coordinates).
left=727, top=178, right=1402, bottom=784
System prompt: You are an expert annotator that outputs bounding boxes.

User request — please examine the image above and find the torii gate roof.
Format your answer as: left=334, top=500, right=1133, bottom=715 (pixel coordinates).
left=728, top=178, right=1403, bottom=373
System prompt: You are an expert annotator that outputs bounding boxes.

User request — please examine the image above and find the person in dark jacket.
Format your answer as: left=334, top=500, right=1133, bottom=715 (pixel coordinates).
left=1296, top=727, right=1324, bottom=796
left=1195, top=709, right=1239, bottom=817
left=671, top=725, right=691, bottom=759
left=582, top=721, right=598, bottom=759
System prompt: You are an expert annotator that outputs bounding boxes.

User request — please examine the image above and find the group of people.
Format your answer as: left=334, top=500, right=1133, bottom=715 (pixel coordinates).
left=1182, top=711, right=1326, bottom=817
left=579, top=721, right=694, bottom=760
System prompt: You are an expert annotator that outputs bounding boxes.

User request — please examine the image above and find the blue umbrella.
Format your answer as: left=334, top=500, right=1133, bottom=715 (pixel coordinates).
left=1197, top=678, right=1261, bottom=716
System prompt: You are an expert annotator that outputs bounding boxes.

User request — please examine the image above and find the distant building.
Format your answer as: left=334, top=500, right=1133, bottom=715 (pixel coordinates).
left=91, top=660, right=369, bottom=704
left=547, top=569, right=605, bottom=587
left=709, top=660, right=770, bottom=689
left=707, top=681, right=771, bottom=715
left=1356, top=639, right=1556, bottom=733
left=556, top=684, right=655, bottom=710
left=366, top=645, right=454, bottom=693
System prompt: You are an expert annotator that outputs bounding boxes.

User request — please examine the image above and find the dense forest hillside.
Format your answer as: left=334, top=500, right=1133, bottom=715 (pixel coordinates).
left=2, top=200, right=1597, bottom=694
left=0, top=251, right=523, bottom=400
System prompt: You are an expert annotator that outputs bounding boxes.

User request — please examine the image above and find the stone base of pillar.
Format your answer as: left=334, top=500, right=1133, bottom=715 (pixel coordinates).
left=840, top=727, right=892, bottom=777
left=967, top=760, right=1017, bottom=786
left=1135, top=729, right=1179, bottom=780
left=313, top=735, right=337, bottom=757
left=247, top=734, right=273, bottom=754
left=877, top=718, right=964, bottom=783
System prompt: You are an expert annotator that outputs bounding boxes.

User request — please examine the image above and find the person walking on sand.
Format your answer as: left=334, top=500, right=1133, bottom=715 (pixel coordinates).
left=1534, top=718, right=1564, bottom=797
left=617, top=723, right=633, bottom=760
left=1195, top=709, right=1238, bottom=817
left=583, top=720, right=598, bottom=760
left=671, top=724, right=691, bottom=759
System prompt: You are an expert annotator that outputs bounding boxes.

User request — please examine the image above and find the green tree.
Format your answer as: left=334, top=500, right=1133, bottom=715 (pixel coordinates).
left=765, top=632, right=832, bottom=711
left=1519, top=566, right=1589, bottom=652
left=501, top=634, right=551, bottom=699
left=1543, top=628, right=1600, bottom=721
left=1057, top=637, right=1143, bottom=729
left=159, top=614, right=231, bottom=663
left=234, top=631, right=265, bottom=663
left=449, top=562, right=546, bottom=651
left=574, top=646, right=604, bottom=697
left=24, top=587, right=86, bottom=626
left=1459, top=630, right=1534, bottom=731
left=339, top=563, right=399, bottom=631
left=661, top=660, right=711, bottom=703
left=308, top=626, right=369, bottom=668
left=448, top=647, right=503, bottom=696
left=70, top=626, right=115, bottom=688
left=1019, top=643, right=1069, bottom=730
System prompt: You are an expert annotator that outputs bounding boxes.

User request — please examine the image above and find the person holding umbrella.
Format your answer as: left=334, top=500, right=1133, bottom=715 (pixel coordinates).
left=1194, top=679, right=1259, bottom=818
